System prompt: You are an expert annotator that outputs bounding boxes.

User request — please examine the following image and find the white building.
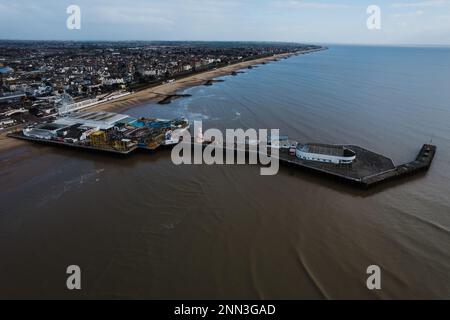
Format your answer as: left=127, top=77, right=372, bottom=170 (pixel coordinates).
left=101, top=78, right=125, bottom=86
left=296, top=143, right=356, bottom=164
left=0, top=118, right=15, bottom=126
left=54, top=111, right=130, bottom=130
left=23, top=111, right=132, bottom=140
left=23, top=123, right=69, bottom=140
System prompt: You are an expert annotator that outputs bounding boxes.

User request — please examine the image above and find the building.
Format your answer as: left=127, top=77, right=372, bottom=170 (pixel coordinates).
left=56, top=124, right=99, bottom=143
left=101, top=78, right=125, bottom=86
left=0, top=66, right=14, bottom=74
left=54, top=111, right=133, bottom=130
left=296, top=143, right=356, bottom=164
left=0, top=118, right=16, bottom=127
left=22, top=111, right=133, bottom=140
left=0, top=93, right=26, bottom=103
left=23, top=122, right=70, bottom=140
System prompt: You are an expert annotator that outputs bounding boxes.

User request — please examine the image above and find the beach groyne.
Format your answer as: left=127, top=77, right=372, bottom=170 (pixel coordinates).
left=157, top=94, right=192, bottom=105
left=203, top=79, right=225, bottom=86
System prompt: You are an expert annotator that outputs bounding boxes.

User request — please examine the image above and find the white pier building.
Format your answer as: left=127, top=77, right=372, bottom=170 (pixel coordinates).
left=296, top=143, right=356, bottom=164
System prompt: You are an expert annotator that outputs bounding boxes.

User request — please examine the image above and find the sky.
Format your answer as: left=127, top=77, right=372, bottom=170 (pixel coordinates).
left=0, top=0, right=449, bottom=45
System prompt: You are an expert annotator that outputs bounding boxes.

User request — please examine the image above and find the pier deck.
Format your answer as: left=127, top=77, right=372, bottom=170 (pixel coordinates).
left=277, top=145, right=395, bottom=182
left=360, top=144, right=436, bottom=187
left=228, top=142, right=436, bottom=188
left=276, top=144, right=435, bottom=187
left=7, top=132, right=137, bottom=155
left=8, top=131, right=436, bottom=189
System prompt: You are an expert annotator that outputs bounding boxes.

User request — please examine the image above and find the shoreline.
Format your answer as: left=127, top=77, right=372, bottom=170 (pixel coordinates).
left=0, top=48, right=325, bottom=153
left=83, top=50, right=314, bottom=114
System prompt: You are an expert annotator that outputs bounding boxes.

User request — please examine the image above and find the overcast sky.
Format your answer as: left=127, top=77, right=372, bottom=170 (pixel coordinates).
left=0, top=0, right=449, bottom=45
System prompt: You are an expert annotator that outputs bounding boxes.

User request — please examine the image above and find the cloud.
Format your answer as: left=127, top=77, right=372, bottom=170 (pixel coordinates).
left=392, top=10, right=425, bottom=17
left=0, top=0, right=449, bottom=44
left=94, top=5, right=174, bottom=26
left=270, top=0, right=357, bottom=10
left=392, top=0, right=450, bottom=8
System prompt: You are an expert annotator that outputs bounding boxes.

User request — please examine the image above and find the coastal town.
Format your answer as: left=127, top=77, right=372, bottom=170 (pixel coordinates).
left=0, top=41, right=320, bottom=130
left=0, top=40, right=435, bottom=189
left=0, top=0, right=448, bottom=304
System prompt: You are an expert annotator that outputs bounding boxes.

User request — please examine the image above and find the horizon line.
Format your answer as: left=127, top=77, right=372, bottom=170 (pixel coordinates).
left=0, top=38, right=449, bottom=48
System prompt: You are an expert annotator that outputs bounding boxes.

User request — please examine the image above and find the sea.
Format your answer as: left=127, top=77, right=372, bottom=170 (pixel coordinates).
left=1, top=45, right=450, bottom=299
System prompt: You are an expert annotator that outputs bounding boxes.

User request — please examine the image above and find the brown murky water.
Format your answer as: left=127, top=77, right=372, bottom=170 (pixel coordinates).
left=1, top=45, right=450, bottom=299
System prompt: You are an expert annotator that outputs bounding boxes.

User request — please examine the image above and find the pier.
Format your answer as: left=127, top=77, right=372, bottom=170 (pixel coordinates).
left=7, top=130, right=436, bottom=189
left=220, top=142, right=436, bottom=188
left=7, top=132, right=137, bottom=155
left=359, top=144, right=436, bottom=187
left=277, top=144, right=436, bottom=188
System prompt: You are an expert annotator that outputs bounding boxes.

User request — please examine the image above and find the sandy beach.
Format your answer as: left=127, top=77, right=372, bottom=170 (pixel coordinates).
left=0, top=50, right=313, bottom=153
left=86, top=51, right=299, bottom=114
